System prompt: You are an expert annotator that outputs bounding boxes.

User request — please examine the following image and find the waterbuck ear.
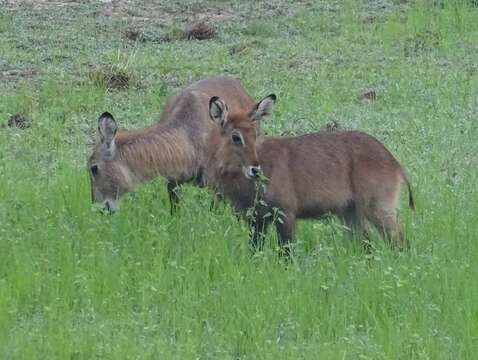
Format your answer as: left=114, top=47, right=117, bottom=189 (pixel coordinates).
left=251, top=94, right=276, bottom=122
left=209, top=96, right=228, bottom=128
left=98, top=112, right=117, bottom=158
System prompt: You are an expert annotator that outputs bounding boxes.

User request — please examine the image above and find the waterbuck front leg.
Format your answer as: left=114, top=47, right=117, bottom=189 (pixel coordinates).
left=275, top=212, right=296, bottom=258
left=249, top=214, right=270, bottom=253
left=167, top=180, right=181, bottom=215
left=209, top=191, right=224, bottom=212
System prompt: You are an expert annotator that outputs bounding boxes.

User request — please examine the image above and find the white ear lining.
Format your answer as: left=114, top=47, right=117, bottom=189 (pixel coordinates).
left=252, top=94, right=276, bottom=121
left=98, top=112, right=118, bottom=158
left=98, top=114, right=117, bottom=143
left=209, top=97, right=228, bottom=128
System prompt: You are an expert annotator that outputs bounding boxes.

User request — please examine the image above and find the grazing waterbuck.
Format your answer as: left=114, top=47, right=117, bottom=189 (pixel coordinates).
left=205, top=96, right=415, bottom=256
left=88, top=76, right=256, bottom=213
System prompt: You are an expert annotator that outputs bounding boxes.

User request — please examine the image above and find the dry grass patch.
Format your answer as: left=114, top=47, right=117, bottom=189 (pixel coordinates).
left=185, top=21, right=217, bottom=40
left=85, top=64, right=138, bottom=90
left=1, top=113, right=32, bottom=129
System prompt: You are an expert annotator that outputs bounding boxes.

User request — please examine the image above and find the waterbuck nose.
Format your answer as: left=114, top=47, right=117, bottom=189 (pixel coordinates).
left=103, top=200, right=116, bottom=215
left=104, top=201, right=112, bottom=214
left=250, top=166, right=262, bottom=178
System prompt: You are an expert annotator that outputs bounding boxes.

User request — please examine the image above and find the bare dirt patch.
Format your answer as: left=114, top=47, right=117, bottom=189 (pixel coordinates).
left=99, top=0, right=231, bottom=24
left=5, top=0, right=78, bottom=10
left=156, top=21, right=217, bottom=43
left=188, top=2, right=233, bottom=22
left=0, top=69, right=39, bottom=82
left=101, top=0, right=130, bottom=18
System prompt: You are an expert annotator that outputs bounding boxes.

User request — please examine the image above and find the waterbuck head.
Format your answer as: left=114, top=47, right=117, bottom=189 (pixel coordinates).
left=208, top=94, right=276, bottom=179
left=88, top=112, right=133, bottom=213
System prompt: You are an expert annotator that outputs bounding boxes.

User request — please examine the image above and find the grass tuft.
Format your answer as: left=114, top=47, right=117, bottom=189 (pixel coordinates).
left=7, top=113, right=31, bottom=129
left=85, top=64, right=139, bottom=91
left=185, top=21, right=217, bottom=40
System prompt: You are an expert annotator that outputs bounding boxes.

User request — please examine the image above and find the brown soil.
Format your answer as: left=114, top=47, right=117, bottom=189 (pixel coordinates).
left=1, top=69, right=38, bottom=82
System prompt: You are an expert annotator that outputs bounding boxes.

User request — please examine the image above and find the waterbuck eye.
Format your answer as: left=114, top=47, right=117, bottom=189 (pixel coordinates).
left=90, top=165, right=99, bottom=176
left=231, top=133, right=243, bottom=146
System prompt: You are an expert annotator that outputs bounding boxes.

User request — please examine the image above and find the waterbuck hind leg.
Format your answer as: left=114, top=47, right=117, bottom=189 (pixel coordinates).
left=342, top=205, right=373, bottom=252
left=366, top=206, right=409, bottom=251
left=167, top=181, right=181, bottom=215
left=379, top=219, right=409, bottom=251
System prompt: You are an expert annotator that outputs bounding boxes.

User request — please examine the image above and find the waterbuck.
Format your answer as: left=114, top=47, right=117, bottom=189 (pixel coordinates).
left=88, top=76, right=256, bottom=213
left=205, top=96, right=415, bottom=256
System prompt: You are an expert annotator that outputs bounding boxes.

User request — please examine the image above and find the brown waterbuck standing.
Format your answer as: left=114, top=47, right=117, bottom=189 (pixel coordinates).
left=88, top=76, right=257, bottom=213
left=205, top=96, right=415, bottom=256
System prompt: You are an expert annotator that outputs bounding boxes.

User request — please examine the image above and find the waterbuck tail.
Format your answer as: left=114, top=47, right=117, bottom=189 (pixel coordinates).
left=403, top=172, right=415, bottom=211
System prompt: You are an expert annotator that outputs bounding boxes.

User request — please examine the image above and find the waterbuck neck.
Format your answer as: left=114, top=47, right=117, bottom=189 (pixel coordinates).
left=115, top=126, right=198, bottom=184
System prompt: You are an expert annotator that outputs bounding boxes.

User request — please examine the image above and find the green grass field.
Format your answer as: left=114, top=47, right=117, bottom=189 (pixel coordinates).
left=1, top=0, right=477, bottom=358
